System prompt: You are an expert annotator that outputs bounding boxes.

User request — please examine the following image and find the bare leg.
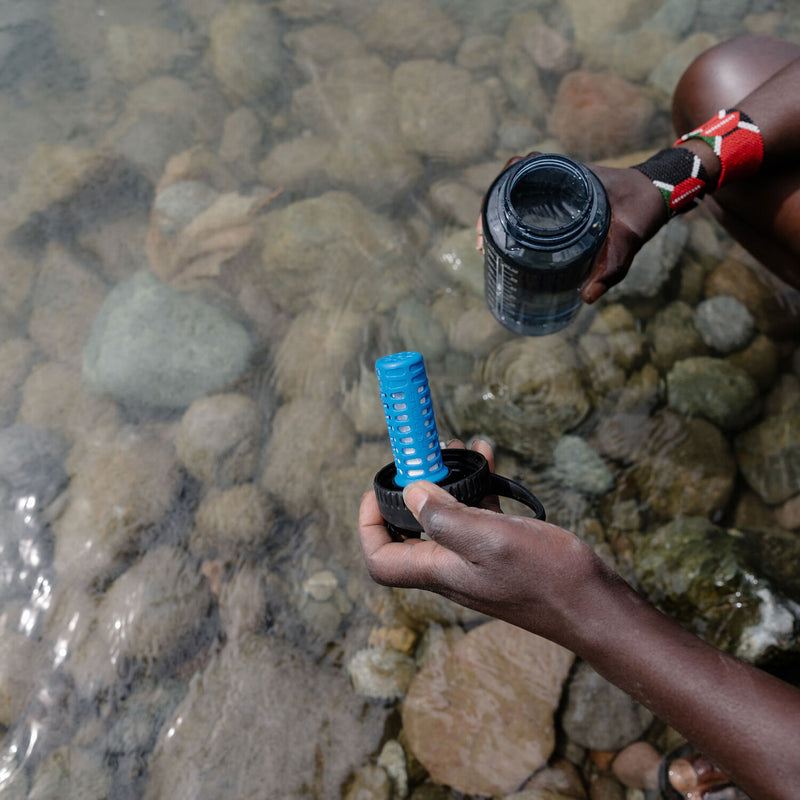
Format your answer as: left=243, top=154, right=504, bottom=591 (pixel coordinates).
left=672, top=35, right=800, bottom=290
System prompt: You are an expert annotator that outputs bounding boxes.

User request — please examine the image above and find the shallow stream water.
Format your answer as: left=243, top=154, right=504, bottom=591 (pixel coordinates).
left=1, top=0, right=799, bottom=798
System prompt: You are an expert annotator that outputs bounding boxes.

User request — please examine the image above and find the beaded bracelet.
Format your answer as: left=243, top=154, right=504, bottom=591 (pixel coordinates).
left=632, top=147, right=710, bottom=217
left=676, top=108, right=763, bottom=188
left=633, top=108, right=764, bottom=217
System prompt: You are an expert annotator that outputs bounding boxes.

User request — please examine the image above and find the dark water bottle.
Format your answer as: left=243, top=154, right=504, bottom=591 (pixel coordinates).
left=481, top=153, right=610, bottom=336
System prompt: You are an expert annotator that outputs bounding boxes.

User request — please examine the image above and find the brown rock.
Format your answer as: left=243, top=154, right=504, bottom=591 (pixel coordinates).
left=631, top=411, right=736, bottom=520
left=776, top=493, right=800, bottom=530
left=705, top=249, right=800, bottom=340
left=548, top=71, right=655, bottom=160
left=611, top=741, right=662, bottom=789
left=29, top=243, right=108, bottom=363
left=402, top=620, right=574, bottom=796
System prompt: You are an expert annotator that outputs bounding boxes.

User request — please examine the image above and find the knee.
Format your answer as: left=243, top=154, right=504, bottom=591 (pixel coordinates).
left=672, top=35, right=800, bottom=135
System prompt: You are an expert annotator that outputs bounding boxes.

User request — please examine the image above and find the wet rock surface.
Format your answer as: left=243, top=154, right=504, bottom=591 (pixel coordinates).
left=82, top=271, right=253, bottom=408
left=634, top=516, right=800, bottom=663
left=402, top=620, right=574, bottom=796
left=2, top=0, right=800, bottom=796
left=144, top=634, right=387, bottom=800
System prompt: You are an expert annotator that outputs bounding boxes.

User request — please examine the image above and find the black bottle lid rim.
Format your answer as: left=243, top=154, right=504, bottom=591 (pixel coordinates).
left=374, top=449, right=545, bottom=536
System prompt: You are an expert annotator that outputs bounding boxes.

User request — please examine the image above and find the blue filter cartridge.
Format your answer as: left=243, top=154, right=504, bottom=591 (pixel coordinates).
left=375, top=351, right=449, bottom=488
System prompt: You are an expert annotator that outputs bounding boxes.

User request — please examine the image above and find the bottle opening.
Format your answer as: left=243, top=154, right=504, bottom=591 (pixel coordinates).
left=506, top=158, right=592, bottom=242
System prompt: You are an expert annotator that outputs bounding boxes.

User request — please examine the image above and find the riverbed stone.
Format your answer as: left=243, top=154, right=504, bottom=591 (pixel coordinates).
left=608, top=221, right=689, bottom=302
left=630, top=410, right=737, bottom=520
left=634, top=516, right=800, bottom=662
left=735, top=408, right=800, bottom=505
left=392, top=59, right=494, bottom=163
left=705, top=250, right=800, bottom=340
left=53, top=426, right=181, bottom=583
left=29, top=243, right=108, bottom=364
left=144, top=634, right=387, bottom=799
left=646, top=300, right=708, bottom=374
left=347, top=647, right=418, bottom=701
left=666, top=356, right=760, bottom=431
left=562, top=661, right=653, bottom=751
left=0, top=423, right=68, bottom=507
left=190, top=483, right=273, bottom=559
left=361, top=0, right=462, bottom=60
left=548, top=70, right=655, bottom=160
left=175, top=393, right=261, bottom=488
left=402, top=620, right=574, bottom=796
left=693, top=295, right=755, bottom=353
left=97, top=545, right=211, bottom=664
left=208, top=3, right=282, bottom=103
left=553, top=435, right=615, bottom=496
left=17, top=361, right=122, bottom=444
left=0, top=338, right=35, bottom=426
left=28, top=745, right=112, bottom=800
left=82, top=271, right=253, bottom=409
left=259, top=191, right=407, bottom=314
left=449, top=336, right=591, bottom=463
left=261, top=398, right=356, bottom=518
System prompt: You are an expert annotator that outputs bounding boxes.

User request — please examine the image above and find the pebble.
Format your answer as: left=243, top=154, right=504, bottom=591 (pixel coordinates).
left=562, top=662, right=654, bottom=751
left=176, top=392, right=261, bottom=488
left=83, top=271, right=253, bottom=409
left=347, top=647, right=418, bottom=701
left=666, top=356, right=760, bottom=431
left=553, top=435, right=615, bottom=496
left=611, top=741, right=662, bottom=789
left=694, top=295, right=755, bottom=353
left=207, top=3, right=282, bottom=103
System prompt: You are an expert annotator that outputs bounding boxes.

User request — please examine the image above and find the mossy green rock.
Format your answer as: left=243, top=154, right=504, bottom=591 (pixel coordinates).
left=634, top=517, right=800, bottom=664
left=666, top=356, right=760, bottom=431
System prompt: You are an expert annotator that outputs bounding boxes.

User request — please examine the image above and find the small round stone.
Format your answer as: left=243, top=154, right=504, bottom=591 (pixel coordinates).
left=668, top=757, right=699, bottom=791
left=694, top=295, right=755, bottom=353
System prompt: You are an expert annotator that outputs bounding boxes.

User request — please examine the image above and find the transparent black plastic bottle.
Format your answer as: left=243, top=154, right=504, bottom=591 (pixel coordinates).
left=481, top=153, right=610, bottom=336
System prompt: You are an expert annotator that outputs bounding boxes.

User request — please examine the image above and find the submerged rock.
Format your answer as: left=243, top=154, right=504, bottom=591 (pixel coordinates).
left=693, top=295, right=755, bottom=354
left=666, top=356, right=760, bottom=431
left=629, top=410, right=736, bottom=520
left=82, top=271, right=253, bottom=409
left=402, top=620, right=574, bottom=796
left=392, top=59, right=494, bottom=163
left=634, top=516, right=800, bottom=663
left=53, top=426, right=181, bottom=583
left=449, top=336, right=591, bottom=462
left=144, top=634, right=387, bottom=800
left=97, top=545, right=212, bottom=664
left=548, top=70, right=655, bottom=160
left=735, top=409, right=800, bottom=505
left=347, top=647, right=418, bottom=701
left=208, top=3, right=282, bottom=103
left=175, top=393, right=262, bottom=488
left=259, top=191, right=408, bottom=314
left=28, top=745, right=112, bottom=800
left=562, top=661, right=653, bottom=751
left=553, top=435, right=615, bottom=496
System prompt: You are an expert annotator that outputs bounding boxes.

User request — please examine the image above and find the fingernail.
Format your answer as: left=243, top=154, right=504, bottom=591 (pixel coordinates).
left=402, top=482, right=429, bottom=515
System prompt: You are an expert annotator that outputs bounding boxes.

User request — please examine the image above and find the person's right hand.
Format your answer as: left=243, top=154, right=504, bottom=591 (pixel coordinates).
left=579, top=163, right=669, bottom=303
left=476, top=154, right=669, bottom=305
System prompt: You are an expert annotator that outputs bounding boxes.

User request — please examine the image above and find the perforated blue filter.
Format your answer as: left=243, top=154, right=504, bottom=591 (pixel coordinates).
left=375, top=351, right=449, bottom=488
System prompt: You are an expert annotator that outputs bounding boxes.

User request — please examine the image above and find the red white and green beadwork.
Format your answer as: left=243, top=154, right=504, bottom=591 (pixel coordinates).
left=633, top=147, right=710, bottom=217
left=676, top=108, right=764, bottom=188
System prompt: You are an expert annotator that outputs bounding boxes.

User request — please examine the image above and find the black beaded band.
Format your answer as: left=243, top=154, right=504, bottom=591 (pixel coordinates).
left=632, top=147, right=710, bottom=217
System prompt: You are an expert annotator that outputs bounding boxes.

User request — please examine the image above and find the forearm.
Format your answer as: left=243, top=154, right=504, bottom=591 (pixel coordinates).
left=558, top=564, right=800, bottom=800
left=675, top=56, right=800, bottom=188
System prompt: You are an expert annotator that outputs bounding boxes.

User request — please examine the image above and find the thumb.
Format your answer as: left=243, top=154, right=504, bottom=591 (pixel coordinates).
left=403, top=480, right=494, bottom=559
